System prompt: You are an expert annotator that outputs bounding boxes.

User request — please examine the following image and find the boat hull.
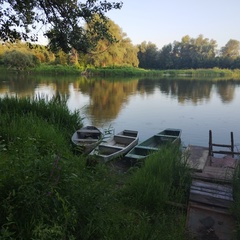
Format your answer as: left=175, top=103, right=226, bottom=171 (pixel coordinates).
left=125, top=128, right=182, bottom=161
left=71, top=126, right=102, bottom=154
left=89, top=130, right=139, bottom=162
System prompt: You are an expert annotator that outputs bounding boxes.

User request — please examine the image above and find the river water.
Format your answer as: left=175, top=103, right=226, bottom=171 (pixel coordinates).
left=1, top=74, right=240, bottom=149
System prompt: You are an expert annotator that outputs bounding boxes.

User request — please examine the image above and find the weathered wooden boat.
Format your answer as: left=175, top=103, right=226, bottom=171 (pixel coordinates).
left=71, top=126, right=102, bottom=154
left=125, top=128, right=182, bottom=161
left=89, top=130, right=139, bottom=162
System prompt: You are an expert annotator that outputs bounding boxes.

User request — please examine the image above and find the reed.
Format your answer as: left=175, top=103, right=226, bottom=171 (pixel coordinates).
left=31, top=64, right=83, bottom=75
left=122, top=145, right=192, bottom=212
left=0, top=95, right=83, bottom=139
left=0, top=96, right=194, bottom=239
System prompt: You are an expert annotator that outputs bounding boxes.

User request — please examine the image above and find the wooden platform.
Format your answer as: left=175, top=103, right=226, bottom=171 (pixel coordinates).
left=185, top=145, right=209, bottom=172
left=186, top=144, right=239, bottom=239
left=187, top=201, right=236, bottom=240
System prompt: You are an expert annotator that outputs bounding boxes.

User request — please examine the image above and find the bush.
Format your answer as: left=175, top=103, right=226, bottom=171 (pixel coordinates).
left=3, top=50, right=40, bottom=70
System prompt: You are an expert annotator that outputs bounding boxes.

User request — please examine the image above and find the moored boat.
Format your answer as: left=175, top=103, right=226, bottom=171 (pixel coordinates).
left=125, top=128, right=182, bottom=161
left=89, top=130, right=139, bottom=162
left=71, top=126, right=102, bottom=154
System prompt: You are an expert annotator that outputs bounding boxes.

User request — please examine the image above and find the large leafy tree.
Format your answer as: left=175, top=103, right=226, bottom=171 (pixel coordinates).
left=138, top=41, right=159, bottom=69
left=221, top=39, right=240, bottom=59
left=90, top=19, right=139, bottom=67
left=0, top=0, right=123, bottom=53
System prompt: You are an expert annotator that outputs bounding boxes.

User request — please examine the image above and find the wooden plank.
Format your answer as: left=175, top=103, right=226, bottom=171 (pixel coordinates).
left=203, top=166, right=235, bottom=180
left=189, top=192, right=233, bottom=208
left=212, top=143, right=232, bottom=148
left=190, top=188, right=233, bottom=201
left=192, top=166, right=234, bottom=183
left=187, top=201, right=235, bottom=240
left=192, top=172, right=233, bottom=184
left=191, top=186, right=233, bottom=199
left=191, top=180, right=233, bottom=193
left=184, top=145, right=209, bottom=172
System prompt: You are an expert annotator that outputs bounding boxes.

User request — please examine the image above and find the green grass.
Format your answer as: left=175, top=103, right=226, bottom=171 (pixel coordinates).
left=0, top=96, right=199, bottom=239
left=2, top=64, right=240, bottom=79
left=122, top=145, right=191, bottom=212
left=31, top=64, right=84, bottom=75
left=0, top=95, right=83, bottom=140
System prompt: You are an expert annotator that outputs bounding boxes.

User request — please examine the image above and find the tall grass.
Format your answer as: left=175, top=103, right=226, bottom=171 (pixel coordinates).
left=31, top=64, right=84, bottom=75
left=0, top=96, right=193, bottom=239
left=122, top=145, right=192, bottom=212
left=0, top=95, right=83, bottom=140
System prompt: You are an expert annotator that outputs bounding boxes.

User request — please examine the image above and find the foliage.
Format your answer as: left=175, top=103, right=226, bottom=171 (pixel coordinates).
left=0, top=0, right=123, bottom=53
left=90, top=19, right=139, bottom=67
left=2, top=50, right=39, bottom=70
left=32, top=63, right=84, bottom=74
left=221, top=39, right=240, bottom=59
left=138, top=35, right=240, bottom=70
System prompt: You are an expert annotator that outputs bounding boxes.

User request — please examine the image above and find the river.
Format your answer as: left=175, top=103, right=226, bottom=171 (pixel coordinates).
left=1, top=73, right=240, bottom=149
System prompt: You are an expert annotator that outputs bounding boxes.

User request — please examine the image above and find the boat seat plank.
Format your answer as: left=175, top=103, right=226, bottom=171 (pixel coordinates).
left=115, top=134, right=136, bottom=139
left=99, top=144, right=124, bottom=150
left=75, top=139, right=99, bottom=142
left=136, top=146, right=158, bottom=151
left=77, top=130, right=100, bottom=134
left=125, top=153, right=145, bottom=159
left=155, top=134, right=177, bottom=138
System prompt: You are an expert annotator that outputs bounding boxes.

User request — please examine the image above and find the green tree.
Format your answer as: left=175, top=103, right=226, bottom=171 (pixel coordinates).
left=158, top=44, right=173, bottom=69
left=0, top=0, right=123, bottom=53
left=221, top=39, right=240, bottom=59
left=170, top=35, right=217, bottom=69
left=138, top=41, right=159, bottom=69
left=3, top=50, right=39, bottom=70
left=90, top=19, right=138, bottom=67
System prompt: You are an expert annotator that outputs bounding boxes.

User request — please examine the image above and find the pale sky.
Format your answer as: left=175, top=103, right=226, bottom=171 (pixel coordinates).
left=106, top=0, right=240, bottom=50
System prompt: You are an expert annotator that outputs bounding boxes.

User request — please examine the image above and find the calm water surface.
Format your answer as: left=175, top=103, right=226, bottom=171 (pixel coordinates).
left=1, top=74, right=240, bottom=149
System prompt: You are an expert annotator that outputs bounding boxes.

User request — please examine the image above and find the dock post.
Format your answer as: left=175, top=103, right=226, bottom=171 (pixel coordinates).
left=208, top=130, right=213, bottom=157
left=231, top=132, right=234, bottom=157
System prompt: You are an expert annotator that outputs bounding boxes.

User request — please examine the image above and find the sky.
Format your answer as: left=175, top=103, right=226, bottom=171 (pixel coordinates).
left=105, top=0, right=240, bottom=50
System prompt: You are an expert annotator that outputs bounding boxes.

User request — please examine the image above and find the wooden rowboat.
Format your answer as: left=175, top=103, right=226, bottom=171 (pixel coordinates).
left=125, top=128, right=182, bottom=161
left=71, top=126, right=102, bottom=154
left=89, top=130, right=139, bottom=162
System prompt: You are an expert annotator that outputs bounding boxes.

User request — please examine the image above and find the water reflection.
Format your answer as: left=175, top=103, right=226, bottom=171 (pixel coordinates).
left=1, top=74, right=240, bottom=146
left=1, top=74, right=239, bottom=106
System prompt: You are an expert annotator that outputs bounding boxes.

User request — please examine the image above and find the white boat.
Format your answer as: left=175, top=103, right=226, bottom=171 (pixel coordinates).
left=71, top=126, right=102, bottom=154
left=89, top=130, right=139, bottom=162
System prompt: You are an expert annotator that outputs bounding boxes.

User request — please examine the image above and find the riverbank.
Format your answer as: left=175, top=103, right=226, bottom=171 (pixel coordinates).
left=0, top=96, right=239, bottom=239
left=1, top=65, right=240, bottom=79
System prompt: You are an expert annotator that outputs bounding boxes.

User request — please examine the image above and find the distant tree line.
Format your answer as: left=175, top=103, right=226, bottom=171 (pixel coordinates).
left=0, top=27, right=240, bottom=71
left=1, top=1, right=240, bottom=71
left=138, top=35, right=240, bottom=70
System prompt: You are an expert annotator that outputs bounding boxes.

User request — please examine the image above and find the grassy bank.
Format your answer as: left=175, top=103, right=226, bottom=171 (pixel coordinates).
left=0, top=97, right=239, bottom=239
left=89, top=67, right=240, bottom=79
left=2, top=65, right=240, bottom=79
left=0, top=96, right=191, bottom=239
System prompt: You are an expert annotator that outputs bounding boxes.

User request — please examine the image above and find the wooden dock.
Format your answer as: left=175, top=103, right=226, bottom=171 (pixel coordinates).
left=186, top=131, right=239, bottom=240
